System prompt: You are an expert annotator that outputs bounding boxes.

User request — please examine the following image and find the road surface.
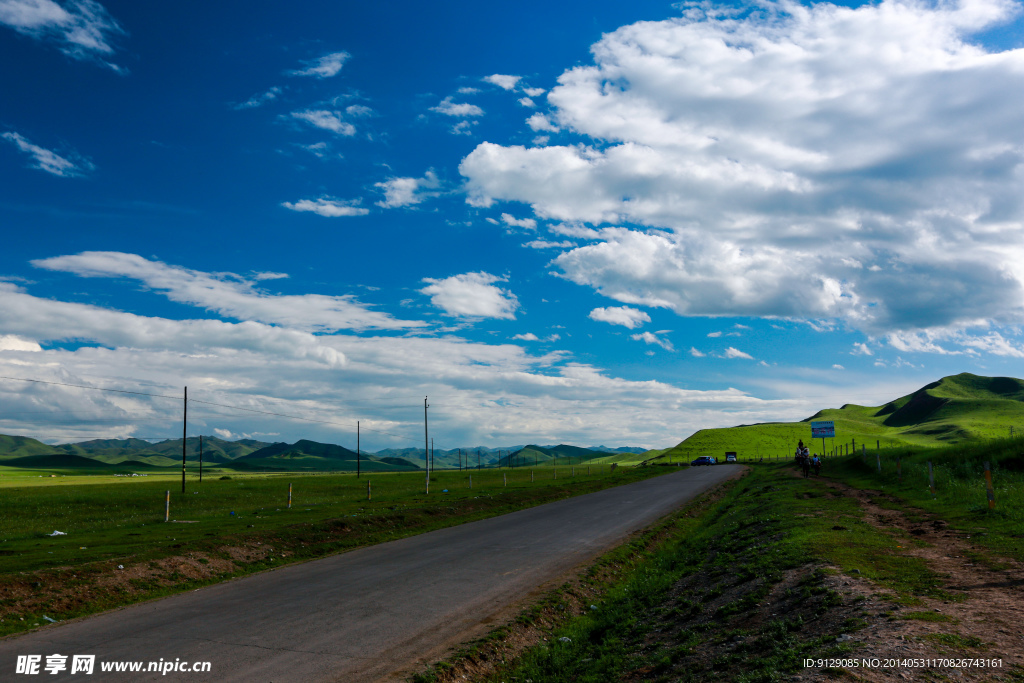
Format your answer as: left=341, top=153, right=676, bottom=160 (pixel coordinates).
left=1, top=466, right=738, bottom=682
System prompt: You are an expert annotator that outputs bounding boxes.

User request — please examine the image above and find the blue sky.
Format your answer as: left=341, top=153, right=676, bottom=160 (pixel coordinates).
left=2, top=0, right=1024, bottom=450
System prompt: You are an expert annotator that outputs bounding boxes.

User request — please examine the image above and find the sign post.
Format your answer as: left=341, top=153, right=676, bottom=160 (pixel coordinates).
left=810, top=421, right=835, bottom=458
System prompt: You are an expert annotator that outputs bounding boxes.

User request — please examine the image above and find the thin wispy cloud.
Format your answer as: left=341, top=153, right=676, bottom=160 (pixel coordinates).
left=631, top=331, right=673, bottom=351
left=0, top=0, right=126, bottom=70
left=235, top=86, right=282, bottom=110
left=290, top=110, right=356, bottom=136
left=289, top=51, right=349, bottom=78
left=33, top=251, right=418, bottom=332
left=281, top=197, right=369, bottom=218
left=2, top=131, right=94, bottom=177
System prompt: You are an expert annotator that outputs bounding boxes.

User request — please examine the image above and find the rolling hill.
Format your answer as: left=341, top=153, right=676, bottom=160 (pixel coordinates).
left=502, top=444, right=621, bottom=467
left=56, top=436, right=271, bottom=463
left=234, top=439, right=421, bottom=472
left=655, top=373, right=1024, bottom=464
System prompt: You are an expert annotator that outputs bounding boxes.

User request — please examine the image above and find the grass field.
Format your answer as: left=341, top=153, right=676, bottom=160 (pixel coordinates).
left=824, top=437, right=1024, bottom=563
left=0, top=463, right=665, bottom=637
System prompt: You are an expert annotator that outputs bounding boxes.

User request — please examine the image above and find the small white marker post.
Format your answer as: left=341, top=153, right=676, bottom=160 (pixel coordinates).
left=503, top=473, right=507, bottom=487
left=287, top=483, right=292, bottom=509
left=164, top=490, right=170, bottom=523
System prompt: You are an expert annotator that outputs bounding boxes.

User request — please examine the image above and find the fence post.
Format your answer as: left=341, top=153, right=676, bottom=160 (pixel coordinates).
left=288, top=482, right=292, bottom=509
left=165, top=490, right=170, bottom=522
left=984, top=461, right=996, bottom=510
left=928, top=462, right=936, bottom=499
left=367, top=480, right=371, bottom=501
left=503, top=473, right=507, bottom=487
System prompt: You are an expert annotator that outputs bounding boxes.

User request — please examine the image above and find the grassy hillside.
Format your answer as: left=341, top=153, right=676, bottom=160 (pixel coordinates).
left=58, top=436, right=270, bottom=463
left=235, top=439, right=421, bottom=472
left=655, top=373, right=1024, bottom=464
left=502, top=445, right=625, bottom=467
left=0, top=435, right=62, bottom=458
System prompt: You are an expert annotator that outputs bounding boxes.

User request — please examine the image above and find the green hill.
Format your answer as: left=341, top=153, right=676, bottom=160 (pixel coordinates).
left=655, top=373, right=1024, bottom=464
left=234, top=439, right=421, bottom=472
left=0, top=454, right=160, bottom=470
left=57, top=436, right=270, bottom=463
left=503, top=444, right=622, bottom=467
left=0, top=435, right=63, bottom=458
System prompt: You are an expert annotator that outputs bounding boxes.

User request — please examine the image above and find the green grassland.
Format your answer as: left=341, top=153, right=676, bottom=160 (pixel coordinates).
left=652, top=373, right=1024, bottom=465
left=0, top=463, right=659, bottom=637
left=826, top=437, right=1024, bottom=563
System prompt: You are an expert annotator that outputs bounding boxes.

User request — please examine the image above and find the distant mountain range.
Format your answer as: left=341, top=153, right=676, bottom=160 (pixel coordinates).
left=0, top=434, right=649, bottom=473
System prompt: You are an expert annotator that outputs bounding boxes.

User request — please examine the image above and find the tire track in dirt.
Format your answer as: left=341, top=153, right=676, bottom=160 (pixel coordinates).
left=814, top=475, right=1024, bottom=681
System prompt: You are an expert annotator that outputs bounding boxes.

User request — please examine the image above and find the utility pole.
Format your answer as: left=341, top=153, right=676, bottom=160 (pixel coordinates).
left=424, top=397, right=429, bottom=494
left=181, top=386, right=187, bottom=494
left=357, top=421, right=360, bottom=479
left=199, top=434, right=203, bottom=483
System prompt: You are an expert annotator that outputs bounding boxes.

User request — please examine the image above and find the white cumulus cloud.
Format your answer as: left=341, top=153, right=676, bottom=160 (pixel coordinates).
left=589, top=306, right=651, bottom=329
left=375, top=171, right=441, bottom=208
left=483, top=74, right=521, bottom=90
left=459, top=0, right=1024, bottom=341
left=420, top=272, right=519, bottom=319
left=431, top=97, right=484, bottom=118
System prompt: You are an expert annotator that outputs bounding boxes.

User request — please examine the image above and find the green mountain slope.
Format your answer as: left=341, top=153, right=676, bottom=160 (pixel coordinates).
left=58, top=436, right=270, bottom=463
left=656, top=373, right=1024, bottom=463
left=234, top=439, right=421, bottom=472
left=0, top=435, right=63, bottom=458
left=502, top=444, right=622, bottom=467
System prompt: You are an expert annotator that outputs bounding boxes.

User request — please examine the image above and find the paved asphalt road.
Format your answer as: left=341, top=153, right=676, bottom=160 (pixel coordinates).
left=1, top=466, right=738, bottom=682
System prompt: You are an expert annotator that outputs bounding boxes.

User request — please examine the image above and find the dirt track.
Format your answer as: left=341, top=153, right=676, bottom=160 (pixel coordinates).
left=815, top=478, right=1024, bottom=682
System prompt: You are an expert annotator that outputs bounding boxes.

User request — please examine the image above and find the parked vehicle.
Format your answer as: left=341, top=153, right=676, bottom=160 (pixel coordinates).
left=725, top=453, right=737, bottom=462
left=690, top=456, right=716, bottom=466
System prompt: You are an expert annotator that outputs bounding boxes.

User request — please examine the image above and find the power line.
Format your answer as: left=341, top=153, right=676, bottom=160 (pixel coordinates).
left=0, top=376, right=181, bottom=401
left=186, top=398, right=425, bottom=444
